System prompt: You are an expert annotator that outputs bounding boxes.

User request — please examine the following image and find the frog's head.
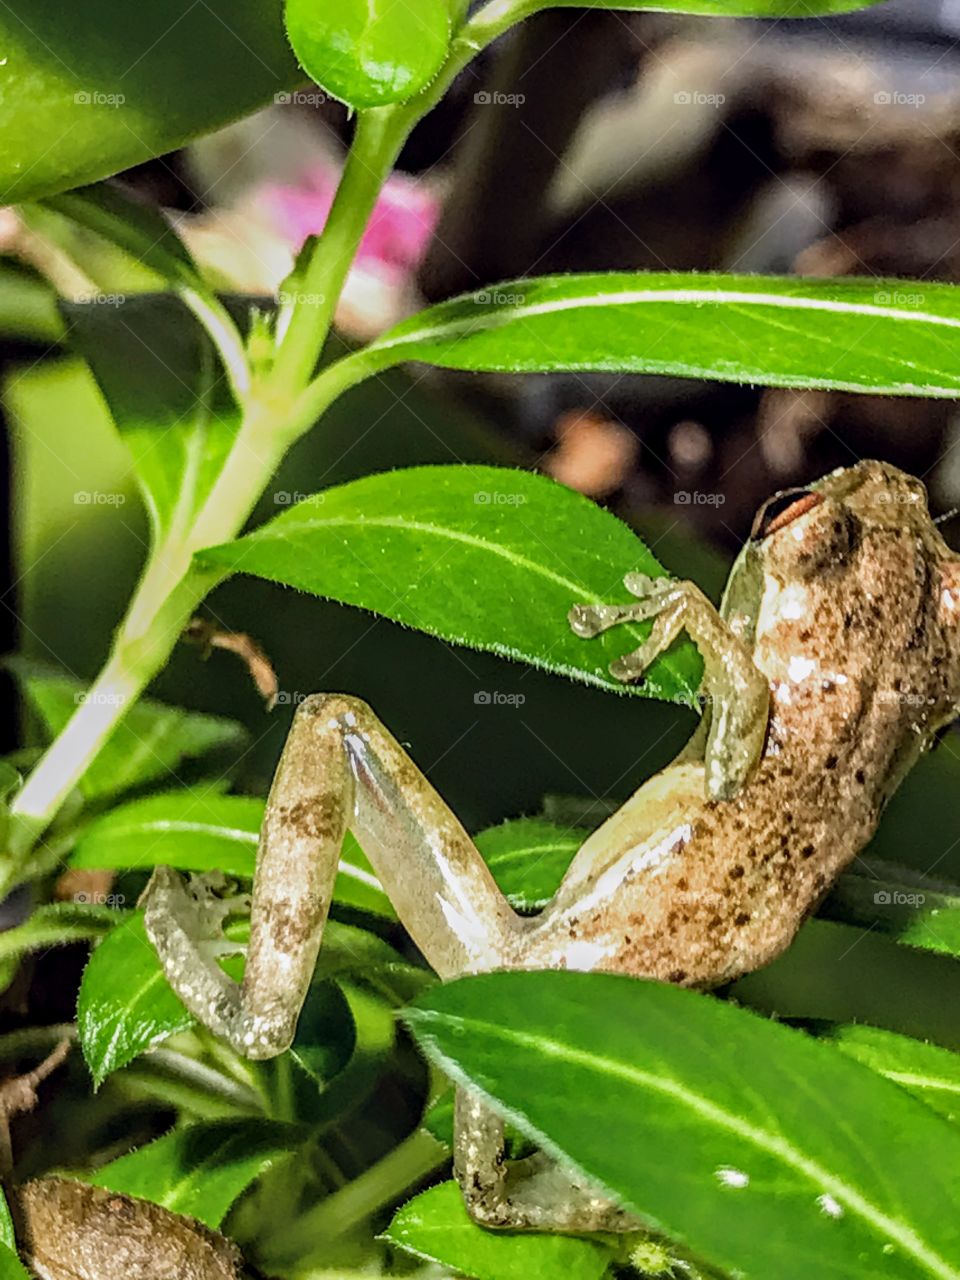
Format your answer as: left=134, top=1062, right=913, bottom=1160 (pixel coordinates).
left=749, top=459, right=960, bottom=741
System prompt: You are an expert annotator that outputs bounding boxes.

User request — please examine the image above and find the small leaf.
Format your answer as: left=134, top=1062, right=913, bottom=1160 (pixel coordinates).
left=199, top=466, right=702, bottom=703
left=284, top=0, right=451, bottom=108
left=69, top=789, right=393, bottom=916
left=0, top=903, right=124, bottom=995
left=62, top=294, right=241, bottom=541
left=77, top=913, right=196, bottom=1086
left=0, top=1189, right=17, bottom=1251
left=405, top=970, right=960, bottom=1280
left=90, top=1119, right=296, bottom=1226
left=385, top=1180, right=613, bottom=1280
left=40, top=184, right=201, bottom=288
left=14, top=666, right=247, bottom=803
left=477, top=818, right=579, bottom=910
left=819, top=1024, right=960, bottom=1123
left=0, top=1243, right=29, bottom=1280
left=364, top=273, right=960, bottom=398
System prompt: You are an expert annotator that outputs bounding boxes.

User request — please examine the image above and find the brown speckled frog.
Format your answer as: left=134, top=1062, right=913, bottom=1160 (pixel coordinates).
left=143, top=460, right=960, bottom=1234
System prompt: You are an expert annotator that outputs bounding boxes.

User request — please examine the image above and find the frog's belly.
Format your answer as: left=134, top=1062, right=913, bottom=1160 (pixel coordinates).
left=522, top=756, right=870, bottom=987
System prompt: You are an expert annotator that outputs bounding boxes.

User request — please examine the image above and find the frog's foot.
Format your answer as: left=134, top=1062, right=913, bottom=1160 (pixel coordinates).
left=568, top=574, right=679, bottom=640
left=455, top=1089, right=639, bottom=1233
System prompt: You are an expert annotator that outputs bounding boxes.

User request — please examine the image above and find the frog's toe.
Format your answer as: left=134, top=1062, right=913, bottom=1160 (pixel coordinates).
left=610, top=650, right=648, bottom=683
left=569, top=603, right=613, bottom=637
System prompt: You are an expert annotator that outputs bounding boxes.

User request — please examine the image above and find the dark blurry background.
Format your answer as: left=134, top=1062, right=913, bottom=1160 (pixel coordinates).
left=4, top=0, right=960, bottom=1040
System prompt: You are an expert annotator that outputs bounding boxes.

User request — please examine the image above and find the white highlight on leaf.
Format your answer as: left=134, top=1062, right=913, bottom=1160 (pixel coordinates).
left=818, top=1193, right=845, bottom=1219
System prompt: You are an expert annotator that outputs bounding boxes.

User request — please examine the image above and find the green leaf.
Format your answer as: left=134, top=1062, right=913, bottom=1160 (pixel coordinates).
left=90, top=1119, right=296, bottom=1226
left=364, top=273, right=960, bottom=398
left=71, top=792, right=264, bottom=876
left=287, top=979, right=356, bottom=1086
left=385, top=1180, right=613, bottom=1280
left=78, top=909, right=419, bottom=1084
left=62, top=294, right=241, bottom=541
left=77, top=913, right=196, bottom=1086
left=478, top=818, right=579, bottom=911
left=0, top=1243, right=29, bottom=1280
left=822, top=860, right=960, bottom=958
left=284, top=0, right=451, bottom=108
left=69, top=789, right=393, bottom=917
left=40, top=185, right=201, bottom=288
left=405, top=971, right=960, bottom=1280
left=0, top=0, right=302, bottom=204
left=0, top=1189, right=17, bottom=1252
left=15, top=667, right=247, bottom=802
left=0, top=903, right=124, bottom=995
left=199, top=466, right=702, bottom=703
left=819, top=1024, right=960, bottom=1124
left=535, top=0, right=884, bottom=13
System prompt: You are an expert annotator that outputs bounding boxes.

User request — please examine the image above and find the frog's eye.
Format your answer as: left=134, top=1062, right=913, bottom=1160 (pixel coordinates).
left=751, top=488, right=823, bottom=540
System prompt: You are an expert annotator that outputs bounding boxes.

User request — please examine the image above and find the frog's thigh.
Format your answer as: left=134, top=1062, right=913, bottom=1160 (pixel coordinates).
left=144, top=694, right=525, bottom=1059
left=455, top=1088, right=640, bottom=1232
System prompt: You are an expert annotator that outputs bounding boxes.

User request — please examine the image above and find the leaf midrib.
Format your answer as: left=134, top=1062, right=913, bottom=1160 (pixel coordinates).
left=417, top=1010, right=960, bottom=1280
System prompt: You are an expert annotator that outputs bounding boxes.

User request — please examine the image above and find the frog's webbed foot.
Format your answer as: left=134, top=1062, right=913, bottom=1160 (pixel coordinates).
left=143, top=694, right=526, bottom=1060
left=455, top=1088, right=640, bottom=1233
left=569, top=574, right=770, bottom=800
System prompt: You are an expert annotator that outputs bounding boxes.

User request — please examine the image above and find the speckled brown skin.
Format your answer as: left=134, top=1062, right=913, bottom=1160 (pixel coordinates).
left=15, top=1179, right=246, bottom=1280
left=143, top=461, right=960, bottom=1235
left=529, top=461, right=960, bottom=987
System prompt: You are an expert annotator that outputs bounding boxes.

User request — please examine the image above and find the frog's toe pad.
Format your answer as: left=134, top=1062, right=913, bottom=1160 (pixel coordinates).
left=568, top=604, right=607, bottom=637
left=610, top=650, right=647, bottom=683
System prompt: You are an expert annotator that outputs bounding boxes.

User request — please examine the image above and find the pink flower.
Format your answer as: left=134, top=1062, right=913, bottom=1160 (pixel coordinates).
left=262, top=164, right=439, bottom=289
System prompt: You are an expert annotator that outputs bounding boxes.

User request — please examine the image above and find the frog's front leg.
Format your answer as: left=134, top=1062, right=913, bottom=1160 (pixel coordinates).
left=570, top=573, right=769, bottom=800
left=143, top=694, right=525, bottom=1058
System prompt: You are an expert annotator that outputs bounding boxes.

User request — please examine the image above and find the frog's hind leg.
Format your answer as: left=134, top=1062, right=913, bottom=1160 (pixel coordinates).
left=570, top=574, right=769, bottom=800
left=455, top=1088, right=640, bottom=1232
left=143, top=694, right=526, bottom=1059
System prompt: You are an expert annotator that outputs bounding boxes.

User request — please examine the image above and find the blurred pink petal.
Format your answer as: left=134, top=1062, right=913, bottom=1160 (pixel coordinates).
left=261, top=163, right=439, bottom=288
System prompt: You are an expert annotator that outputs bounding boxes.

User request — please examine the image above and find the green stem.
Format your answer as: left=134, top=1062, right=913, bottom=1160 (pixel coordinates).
left=259, top=1129, right=447, bottom=1265
left=8, top=0, right=542, bottom=866
left=269, top=110, right=411, bottom=392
